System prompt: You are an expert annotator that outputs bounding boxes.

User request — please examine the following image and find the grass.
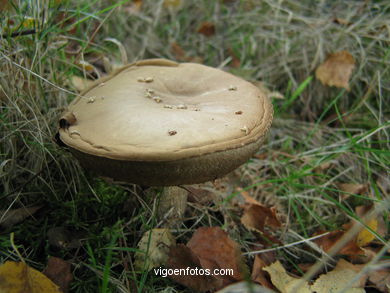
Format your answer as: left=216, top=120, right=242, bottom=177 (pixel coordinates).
left=1, top=0, right=389, bottom=292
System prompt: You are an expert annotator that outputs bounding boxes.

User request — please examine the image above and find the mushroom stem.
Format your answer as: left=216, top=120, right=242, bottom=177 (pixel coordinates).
left=157, top=186, right=188, bottom=227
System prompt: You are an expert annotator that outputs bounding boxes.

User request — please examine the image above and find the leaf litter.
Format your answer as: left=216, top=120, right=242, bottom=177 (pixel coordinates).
left=0, top=261, right=62, bottom=293
left=43, top=257, right=73, bottom=293
left=134, top=228, right=176, bottom=272
left=315, top=50, right=355, bottom=90
left=167, top=226, right=248, bottom=292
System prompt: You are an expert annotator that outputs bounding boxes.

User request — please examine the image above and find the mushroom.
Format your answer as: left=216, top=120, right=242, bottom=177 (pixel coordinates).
left=57, top=59, right=273, bottom=221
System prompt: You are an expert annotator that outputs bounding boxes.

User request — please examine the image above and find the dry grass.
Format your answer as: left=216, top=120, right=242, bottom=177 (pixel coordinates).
left=0, top=0, right=389, bottom=292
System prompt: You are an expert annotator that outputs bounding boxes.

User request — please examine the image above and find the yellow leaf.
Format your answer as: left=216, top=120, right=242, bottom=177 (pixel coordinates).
left=75, top=60, right=96, bottom=72
left=311, top=259, right=366, bottom=293
left=163, top=0, right=182, bottom=9
left=21, top=17, right=38, bottom=29
left=262, top=261, right=311, bottom=293
left=134, top=228, right=176, bottom=271
left=315, top=50, right=355, bottom=91
left=0, top=261, right=61, bottom=293
left=356, top=218, right=378, bottom=247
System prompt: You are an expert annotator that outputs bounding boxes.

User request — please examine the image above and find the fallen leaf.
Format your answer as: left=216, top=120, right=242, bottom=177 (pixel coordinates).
left=163, top=0, right=182, bottom=10
left=0, top=261, right=61, bottom=293
left=170, top=42, right=203, bottom=63
left=241, top=205, right=281, bottom=233
left=187, top=227, right=248, bottom=283
left=356, top=218, right=378, bottom=247
left=264, top=259, right=368, bottom=293
left=311, top=259, right=366, bottom=293
left=333, top=18, right=351, bottom=26
left=197, top=21, right=216, bottom=37
left=43, top=257, right=73, bottom=293
left=134, top=228, right=176, bottom=271
left=313, top=230, right=365, bottom=257
left=251, top=253, right=275, bottom=289
left=227, top=48, right=241, bottom=68
left=262, top=261, right=312, bottom=293
left=238, top=189, right=281, bottom=238
left=171, top=42, right=187, bottom=61
left=315, top=50, right=355, bottom=90
left=167, top=244, right=221, bottom=292
left=0, top=206, right=42, bottom=229
left=367, top=268, right=390, bottom=292
left=354, top=205, right=386, bottom=247
left=337, top=183, right=368, bottom=200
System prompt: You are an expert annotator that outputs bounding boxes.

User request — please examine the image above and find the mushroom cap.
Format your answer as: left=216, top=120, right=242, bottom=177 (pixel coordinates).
left=58, top=59, right=273, bottom=186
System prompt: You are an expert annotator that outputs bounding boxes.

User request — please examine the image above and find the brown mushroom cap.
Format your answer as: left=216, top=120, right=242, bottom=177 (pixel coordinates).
left=58, top=59, right=273, bottom=186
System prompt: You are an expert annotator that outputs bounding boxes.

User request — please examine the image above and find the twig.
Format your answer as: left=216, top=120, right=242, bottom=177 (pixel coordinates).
left=243, top=232, right=330, bottom=256
left=1, top=29, right=37, bottom=38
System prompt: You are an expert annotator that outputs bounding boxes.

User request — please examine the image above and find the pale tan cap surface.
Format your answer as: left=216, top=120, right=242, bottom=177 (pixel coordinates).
left=58, top=59, right=273, bottom=185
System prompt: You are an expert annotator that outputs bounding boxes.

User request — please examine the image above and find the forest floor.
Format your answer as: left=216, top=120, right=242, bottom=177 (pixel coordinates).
left=0, top=1, right=389, bottom=292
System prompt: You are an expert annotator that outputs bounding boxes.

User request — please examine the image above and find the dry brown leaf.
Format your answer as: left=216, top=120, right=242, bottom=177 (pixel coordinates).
left=197, top=22, right=216, bottom=37
left=241, top=205, right=281, bottom=233
left=262, top=261, right=312, bottom=293
left=333, top=18, right=352, bottom=26
left=170, top=42, right=203, bottom=63
left=311, top=259, right=366, bottom=293
left=0, top=261, right=62, bottom=293
left=239, top=188, right=261, bottom=205
left=167, top=244, right=222, bottom=292
left=135, top=228, right=176, bottom=271
left=0, top=206, right=42, bottom=229
left=187, top=227, right=248, bottom=283
left=227, top=48, right=241, bottom=68
left=171, top=42, right=187, bottom=61
left=368, top=268, right=390, bottom=292
left=313, top=230, right=365, bottom=257
left=238, top=189, right=281, bottom=238
left=315, top=50, right=355, bottom=90
left=43, top=257, right=73, bottom=293
left=338, top=183, right=368, bottom=200
left=251, top=253, right=275, bottom=289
